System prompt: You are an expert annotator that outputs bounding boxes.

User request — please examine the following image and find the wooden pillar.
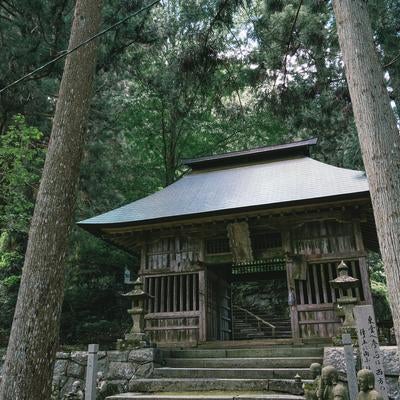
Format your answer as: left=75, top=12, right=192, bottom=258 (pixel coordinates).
left=358, top=257, right=373, bottom=304
left=198, top=269, right=207, bottom=342
left=282, top=229, right=300, bottom=340
left=353, top=220, right=373, bottom=304
left=140, top=244, right=146, bottom=273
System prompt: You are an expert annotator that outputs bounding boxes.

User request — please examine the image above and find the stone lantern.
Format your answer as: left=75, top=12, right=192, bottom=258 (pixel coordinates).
left=117, top=276, right=151, bottom=349
left=330, top=260, right=359, bottom=330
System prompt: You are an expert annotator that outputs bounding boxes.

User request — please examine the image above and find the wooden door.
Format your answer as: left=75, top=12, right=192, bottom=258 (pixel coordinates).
left=205, top=269, right=231, bottom=341
left=218, top=279, right=232, bottom=340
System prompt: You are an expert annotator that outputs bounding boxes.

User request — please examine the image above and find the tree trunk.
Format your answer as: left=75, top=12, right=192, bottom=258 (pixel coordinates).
left=0, top=1, right=102, bottom=399
left=332, top=0, right=400, bottom=350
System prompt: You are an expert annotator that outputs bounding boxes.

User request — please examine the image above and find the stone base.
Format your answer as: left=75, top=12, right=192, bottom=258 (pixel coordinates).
left=332, top=327, right=358, bottom=346
left=116, top=339, right=147, bottom=351
left=116, top=333, right=150, bottom=350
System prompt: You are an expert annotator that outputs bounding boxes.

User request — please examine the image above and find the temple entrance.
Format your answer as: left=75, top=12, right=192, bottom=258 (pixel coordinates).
left=205, top=262, right=291, bottom=342
left=231, top=276, right=291, bottom=340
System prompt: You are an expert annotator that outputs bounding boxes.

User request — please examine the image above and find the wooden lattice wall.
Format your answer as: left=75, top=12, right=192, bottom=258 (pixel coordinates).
left=287, top=219, right=371, bottom=339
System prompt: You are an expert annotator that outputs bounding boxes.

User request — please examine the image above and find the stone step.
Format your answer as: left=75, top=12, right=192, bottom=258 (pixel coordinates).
left=233, top=321, right=291, bottom=325
left=233, top=327, right=291, bottom=331
left=233, top=328, right=291, bottom=332
left=196, top=339, right=329, bottom=349
left=129, top=378, right=270, bottom=392
left=233, top=310, right=287, bottom=316
left=233, top=321, right=290, bottom=326
left=234, top=330, right=291, bottom=333
left=128, top=378, right=305, bottom=395
left=233, top=327, right=290, bottom=332
left=233, top=326, right=292, bottom=336
left=236, top=328, right=260, bottom=333
left=233, top=318, right=291, bottom=324
left=153, top=367, right=312, bottom=379
left=107, top=392, right=305, bottom=400
left=232, top=334, right=292, bottom=340
left=241, top=334, right=272, bottom=338
left=233, top=327, right=291, bottom=332
left=233, top=320, right=291, bottom=324
left=164, top=347, right=323, bottom=359
left=233, top=327, right=289, bottom=331
left=235, top=318, right=289, bottom=320
left=234, top=320, right=292, bottom=324
left=163, top=357, right=321, bottom=369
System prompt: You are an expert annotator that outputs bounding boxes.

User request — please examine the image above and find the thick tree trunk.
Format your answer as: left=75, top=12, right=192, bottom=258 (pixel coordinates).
left=332, top=0, right=400, bottom=350
left=0, top=1, right=102, bottom=399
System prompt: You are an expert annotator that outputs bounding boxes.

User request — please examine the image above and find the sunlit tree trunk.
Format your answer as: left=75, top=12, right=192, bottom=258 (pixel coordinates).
left=0, top=0, right=102, bottom=398
left=332, top=0, right=400, bottom=350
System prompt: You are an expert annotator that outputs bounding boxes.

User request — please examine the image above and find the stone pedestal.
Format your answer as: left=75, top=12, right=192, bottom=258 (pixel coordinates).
left=330, top=261, right=359, bottom=344
left=332, top=299, right=358, bottom=345
left=117, top=333, right=149, bottom=350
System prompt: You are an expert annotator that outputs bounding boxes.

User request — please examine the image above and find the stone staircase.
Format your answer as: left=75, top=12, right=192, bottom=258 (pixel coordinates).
left=232, top=311, right=292, bottom=340
left=107, top=344, right=324, bottom=400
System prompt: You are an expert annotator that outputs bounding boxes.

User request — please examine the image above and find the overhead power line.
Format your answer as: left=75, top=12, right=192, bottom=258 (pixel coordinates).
left=0, top=0, right=161, bottom=94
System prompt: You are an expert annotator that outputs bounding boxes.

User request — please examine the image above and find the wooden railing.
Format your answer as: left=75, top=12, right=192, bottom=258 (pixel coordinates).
left=234, top=305, right=276, bottom=338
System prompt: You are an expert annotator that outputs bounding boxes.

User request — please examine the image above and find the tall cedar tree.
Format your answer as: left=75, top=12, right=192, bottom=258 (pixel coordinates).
left=332, top=0, right=400, bottom=350
left=0, top=0, right=103, bottom=398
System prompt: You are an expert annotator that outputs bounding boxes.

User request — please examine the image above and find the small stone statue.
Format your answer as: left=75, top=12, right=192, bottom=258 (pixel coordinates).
left=63, top=380, right=84, bottom=400
left=357, top=369, right=384, bottom=400
left=303, top=362, right=322, bottom=400
left=51, top=383, right=60, bottom=400
left=96, top=370, right=119, bottom=398
left=320, top=366, right=349, bottom=400
left=96, top=371, right=108, bottom=399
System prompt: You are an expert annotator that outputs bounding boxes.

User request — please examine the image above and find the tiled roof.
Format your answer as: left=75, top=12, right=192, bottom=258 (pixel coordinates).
left=78, top=156, right=369, bottom=229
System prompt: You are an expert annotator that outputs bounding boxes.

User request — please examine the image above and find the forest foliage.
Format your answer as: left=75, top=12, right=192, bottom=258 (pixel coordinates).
left=0, top=0, right=398, bottom=346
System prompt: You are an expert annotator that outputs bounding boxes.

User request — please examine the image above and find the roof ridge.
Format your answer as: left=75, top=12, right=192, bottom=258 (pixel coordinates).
left=182, top=138, right=318, bottom=169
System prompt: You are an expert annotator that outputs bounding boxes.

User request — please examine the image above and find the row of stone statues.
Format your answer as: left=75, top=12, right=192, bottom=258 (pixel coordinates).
left=57, top=363, right=383, bottom=400
left=305, top=363, right=383, bottom=400
left=58, top=371, right=111, bottom=400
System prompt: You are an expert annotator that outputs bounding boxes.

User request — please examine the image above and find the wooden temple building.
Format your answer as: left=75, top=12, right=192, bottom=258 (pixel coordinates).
left=78, top=138, right=379, bottom=346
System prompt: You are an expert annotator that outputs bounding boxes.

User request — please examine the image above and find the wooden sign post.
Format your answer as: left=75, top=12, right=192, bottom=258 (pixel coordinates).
left=354, top=305, right=389, bottom=399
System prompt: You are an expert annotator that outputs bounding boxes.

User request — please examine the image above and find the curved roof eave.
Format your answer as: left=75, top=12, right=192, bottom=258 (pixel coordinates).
left=78, top=192, right=371, bottom=237
left=78, top=156, right=369, bottom=234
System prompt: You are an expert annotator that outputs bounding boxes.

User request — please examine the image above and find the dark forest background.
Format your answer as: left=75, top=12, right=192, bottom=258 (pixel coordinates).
left=0, top=0, right=397, bottom=347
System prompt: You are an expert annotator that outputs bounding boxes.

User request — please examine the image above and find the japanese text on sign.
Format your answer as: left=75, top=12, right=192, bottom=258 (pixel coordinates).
left=354, top=305, right=388, bottom=399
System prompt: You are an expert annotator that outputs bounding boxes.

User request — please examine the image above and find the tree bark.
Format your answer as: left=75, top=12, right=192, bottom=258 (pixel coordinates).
left=332, top=0, right=400, bottom=350
left=0, top=1, right=102, bottom=399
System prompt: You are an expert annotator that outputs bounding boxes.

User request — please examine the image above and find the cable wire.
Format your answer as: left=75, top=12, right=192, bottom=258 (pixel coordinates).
left=0, top=0, right=161, bottom=94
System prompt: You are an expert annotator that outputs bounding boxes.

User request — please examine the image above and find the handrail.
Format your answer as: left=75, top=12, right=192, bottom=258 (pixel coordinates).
left=233, top=305, right=276, bottom=338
